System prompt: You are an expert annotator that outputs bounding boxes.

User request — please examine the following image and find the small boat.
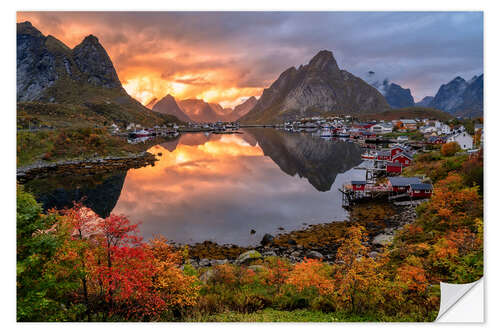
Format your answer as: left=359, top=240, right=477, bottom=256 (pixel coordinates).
left=134, top=129, right=151, bottom=137
left=361, top=152, right=377, bottom=160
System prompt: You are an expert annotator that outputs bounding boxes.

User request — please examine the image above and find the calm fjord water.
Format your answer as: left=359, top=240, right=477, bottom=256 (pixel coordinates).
left=25, top=129, right=364, bottom=246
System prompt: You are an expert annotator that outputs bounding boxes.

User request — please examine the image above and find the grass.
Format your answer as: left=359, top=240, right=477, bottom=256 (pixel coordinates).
left=197, top=308, right=382, bottom=322
left=17, top=127, right=159, bottom=168
left=358, top=107, right=453, bottom=122
left=17, top=101, right=180, bottom=130
left=381, top=130, right=424, bottom=141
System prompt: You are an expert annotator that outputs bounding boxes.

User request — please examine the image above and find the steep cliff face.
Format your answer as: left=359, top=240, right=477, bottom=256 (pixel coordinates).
left=231, top=96, right=257, bottom=120
left=384, top=83, right=415, bottom=109
left=455, top=74, right=483, bottom=118
left=153, top=94, right=192, bottom=122
left=17, top=22, right=63, bottom=102
left=363, top=72, right=415, bottom=109
left=17, top=21, right=179, bottom=126
left=240, top=50, right=389, bottom=124
left=72, top=35, right=122, bottom=89
left=429, top=77, right=469, bottom=113
left=178, top=99, right=220, bottom=123
left=416, top=96, right=434, bottom=107
left=428, top=75, right=483, bottom=117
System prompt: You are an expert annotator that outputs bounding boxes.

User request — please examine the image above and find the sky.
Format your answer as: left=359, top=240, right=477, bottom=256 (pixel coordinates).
left=17, top=11, right=483, bottom=108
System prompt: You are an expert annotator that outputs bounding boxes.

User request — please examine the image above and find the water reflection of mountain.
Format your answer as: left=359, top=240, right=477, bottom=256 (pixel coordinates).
left=242, top=128, right=362, bottom=191
left=23, top=171, right=127, bottom=218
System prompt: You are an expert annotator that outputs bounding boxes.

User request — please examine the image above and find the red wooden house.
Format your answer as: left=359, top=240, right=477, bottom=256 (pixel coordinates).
left=408, top=183, right=433, bottom=198
left=351, top=180, right=366, bottom=191
left=386, top=162, right=403, bottom=174
left=392, top=152, right=413, bottom=166
left=388, top=177, right=422, bottom=193
left=390, top=145, right=405, bottom=157
left=376, top=150, right=392, bottom=161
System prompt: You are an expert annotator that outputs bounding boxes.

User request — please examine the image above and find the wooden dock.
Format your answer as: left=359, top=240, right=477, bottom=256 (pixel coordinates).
left=339, top=183, right=391, bottom=207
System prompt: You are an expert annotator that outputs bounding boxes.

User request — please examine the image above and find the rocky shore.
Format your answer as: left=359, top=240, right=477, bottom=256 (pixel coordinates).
left=17, top=151, right=158, bottom=183
left=183, top=203, right=418, bottom=270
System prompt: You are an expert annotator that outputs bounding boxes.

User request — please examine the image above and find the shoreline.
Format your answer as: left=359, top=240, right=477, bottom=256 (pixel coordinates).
left=17, top=151, right=158, bottom=183
left=182, top=202, right=418, bottom=268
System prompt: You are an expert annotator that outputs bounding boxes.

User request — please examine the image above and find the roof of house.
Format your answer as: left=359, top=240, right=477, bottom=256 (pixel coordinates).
left=401, top=119, right=417, bottom=124
left=373, top=123, right=393, bottom=128
left=393, top=151, right=414, bottom=160
left=351, top=180, right=367, bottom=185
left=391, top=144, right=408, bottom=151
left=388, top=177, right=422, bottom=187
left=377, top=150, right=392, bottom=156
left=409, top=183, right=433, bottom=191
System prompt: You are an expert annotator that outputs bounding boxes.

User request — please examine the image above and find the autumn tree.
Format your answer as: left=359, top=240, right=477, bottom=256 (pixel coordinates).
left=286, top=259, right=334, bottom=296
left=333, top=225, right=385, bottom=313
left=17, top=187, right=82, bottom=321
left=441, top=141, right=460, bottom=156
left=149, top=236, right=200, bottom=317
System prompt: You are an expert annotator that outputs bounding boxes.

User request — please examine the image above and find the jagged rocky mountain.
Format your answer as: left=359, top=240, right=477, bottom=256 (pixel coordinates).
left=428, top=75, right=483, bottom=118
left=177, top=99, right=221, bottom=123
left=152, top=96, right=258, bottom=123
left=415, top=96, right=434, bottom=107
left=243, top=128, right=363, bottom=191
left=152, top=94, right=192, bottom=122
left=383, top=83, right=415, bottom=109
left=363, top=72, right=415, bottom=109
left=145, top=97, right=158, bottom=109
left=240, top=50, right=389, bottom=124
left=231, top=96, right=258, bottom=120
left=17, top=21, right=179, bottom=126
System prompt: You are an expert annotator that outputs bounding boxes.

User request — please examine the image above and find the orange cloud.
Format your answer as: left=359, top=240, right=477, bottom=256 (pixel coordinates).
left=16, top=12, right=265, bottom=108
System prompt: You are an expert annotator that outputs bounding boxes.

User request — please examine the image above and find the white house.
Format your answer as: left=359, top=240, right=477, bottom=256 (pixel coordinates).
left=110, top=123, right=120, bottom=133
left=370, top=123, right=393, bottom=134
left=440, top=124, right=451, bottom=134
left=447, top=132, right=473, bottom=150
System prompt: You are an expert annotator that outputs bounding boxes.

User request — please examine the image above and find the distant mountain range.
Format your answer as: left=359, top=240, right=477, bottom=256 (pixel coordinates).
left=417, top=75, right=483, bottom=118
left=17, top=21, right=483, bottom=124
left=240, top=50, right=390, bottom=124
left=17, top=21, right=179, bottom=126
left=364, top=71, right=483, bottom=118
left=149, top=95, right=257, bottom=123
left=363, top=72, right=415, bottom=109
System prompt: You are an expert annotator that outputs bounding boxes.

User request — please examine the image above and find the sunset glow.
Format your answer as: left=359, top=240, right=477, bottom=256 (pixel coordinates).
left=16, top=12, right=267, bottom=108
left=17, top=11, right=483, bottom=105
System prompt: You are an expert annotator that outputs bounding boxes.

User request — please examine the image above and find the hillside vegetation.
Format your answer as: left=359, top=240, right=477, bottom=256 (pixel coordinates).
left=17, top=147, right=482, bottom=321
left=357, top=107, right=453, bottom=122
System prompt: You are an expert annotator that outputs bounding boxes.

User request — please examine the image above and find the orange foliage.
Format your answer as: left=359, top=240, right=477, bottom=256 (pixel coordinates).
left=441, top=141, right=460, bottom=156
left=286, top=259, right=334, bottom=296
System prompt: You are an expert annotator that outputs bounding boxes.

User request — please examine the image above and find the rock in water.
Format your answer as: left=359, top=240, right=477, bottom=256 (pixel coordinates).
left=261, top=233, right=275, bottom=246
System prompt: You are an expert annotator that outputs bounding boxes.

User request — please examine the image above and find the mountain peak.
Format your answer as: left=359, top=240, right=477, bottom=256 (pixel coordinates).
left=72, top=33, right=121, bottom=88
left=307, top=50, right=339, bottom=72
left=451, top=76, right=466, bottom=84
left=17, top=21, right=43, bottom=37
left=81, top=34, right=100, bottom=45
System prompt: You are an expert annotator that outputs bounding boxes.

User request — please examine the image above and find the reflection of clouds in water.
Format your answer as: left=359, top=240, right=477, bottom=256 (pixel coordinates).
left=112, top=132, right=361, bottom=245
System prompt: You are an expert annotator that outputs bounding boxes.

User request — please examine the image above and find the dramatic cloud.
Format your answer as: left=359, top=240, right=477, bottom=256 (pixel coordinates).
left=17, top=11, right=483, bottom=106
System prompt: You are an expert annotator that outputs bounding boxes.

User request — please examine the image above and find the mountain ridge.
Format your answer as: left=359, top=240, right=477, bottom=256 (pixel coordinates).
left=17, top=21, right=179, bottom=127
left=239, top=50, right=390, bottom=124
